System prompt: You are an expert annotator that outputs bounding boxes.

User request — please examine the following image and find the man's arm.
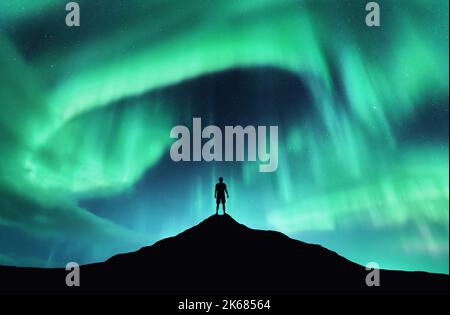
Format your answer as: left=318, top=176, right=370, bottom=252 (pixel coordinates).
left=214, top=184, right=217, bottom=198
left=225, top=185, right=229, bottom=198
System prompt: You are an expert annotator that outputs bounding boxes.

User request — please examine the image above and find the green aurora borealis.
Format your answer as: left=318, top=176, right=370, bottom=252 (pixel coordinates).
left=0, top=0, right=448, bottom=273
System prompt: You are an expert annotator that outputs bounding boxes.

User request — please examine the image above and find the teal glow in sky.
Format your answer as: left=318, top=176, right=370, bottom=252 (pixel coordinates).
left=0, top=0, right=448, bottom=274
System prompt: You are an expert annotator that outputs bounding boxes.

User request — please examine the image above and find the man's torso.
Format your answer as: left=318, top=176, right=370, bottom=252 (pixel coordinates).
left=216, top=183, right=226, bottom=197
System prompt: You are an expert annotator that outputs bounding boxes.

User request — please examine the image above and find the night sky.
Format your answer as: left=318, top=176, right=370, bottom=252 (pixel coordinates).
left=0, top=0, right=448, bottom=274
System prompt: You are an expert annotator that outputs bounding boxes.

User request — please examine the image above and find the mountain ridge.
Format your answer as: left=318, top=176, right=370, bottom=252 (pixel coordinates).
left=0, top=214, right=448, bottom=294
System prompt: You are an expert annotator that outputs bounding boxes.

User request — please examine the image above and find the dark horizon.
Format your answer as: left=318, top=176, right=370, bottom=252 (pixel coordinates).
left=1, top=213, right=448, bottom=295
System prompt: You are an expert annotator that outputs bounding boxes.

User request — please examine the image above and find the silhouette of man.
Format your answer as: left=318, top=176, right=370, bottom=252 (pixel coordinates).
left=215, top=177, right=229, bottom=215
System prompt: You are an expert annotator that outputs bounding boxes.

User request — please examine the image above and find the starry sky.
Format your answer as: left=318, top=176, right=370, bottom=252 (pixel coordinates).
left=0, top=0, right=448, bottom=274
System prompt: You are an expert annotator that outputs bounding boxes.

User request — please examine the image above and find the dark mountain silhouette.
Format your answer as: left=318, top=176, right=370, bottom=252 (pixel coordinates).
left=0, top=214, right=448, bottom=294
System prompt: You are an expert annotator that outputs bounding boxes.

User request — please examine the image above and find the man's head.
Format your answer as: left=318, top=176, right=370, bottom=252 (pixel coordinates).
left=219, top=177, right=223, bottom=183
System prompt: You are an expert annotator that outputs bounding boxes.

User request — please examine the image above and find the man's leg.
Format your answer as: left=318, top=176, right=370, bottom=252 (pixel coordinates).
left=222, top=201, right=226, bottom=214
left=216, top=202, right=219, bottom=215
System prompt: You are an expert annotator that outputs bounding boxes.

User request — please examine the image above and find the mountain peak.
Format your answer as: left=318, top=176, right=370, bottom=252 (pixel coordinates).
left=172, top=213, right=249, bottom=240
left=0, top=213, right=448, bottom=294
left=193, top=213, right=242, bottom=229
left=199, top=213, right=239, bottom=225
